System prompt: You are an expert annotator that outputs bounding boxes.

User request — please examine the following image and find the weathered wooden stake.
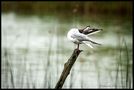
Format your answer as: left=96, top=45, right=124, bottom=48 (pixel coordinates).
left=55, top=49, right=82, bottom=89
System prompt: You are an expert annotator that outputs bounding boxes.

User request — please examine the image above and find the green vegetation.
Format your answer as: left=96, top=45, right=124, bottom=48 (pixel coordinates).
left=2, top=1, right=132, bottom=16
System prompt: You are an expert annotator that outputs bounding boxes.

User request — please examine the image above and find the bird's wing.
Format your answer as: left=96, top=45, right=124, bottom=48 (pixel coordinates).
left=71, top=32, right=89, bottom=41
left=71, top=33, right=101, bottom=45
left=83, top=29, right=102, bottom=35
left=78, top=26, right=90, bottom=34
left=71, top=32, right=101, bottom=45
left=79, top=26, right=102, bottom=35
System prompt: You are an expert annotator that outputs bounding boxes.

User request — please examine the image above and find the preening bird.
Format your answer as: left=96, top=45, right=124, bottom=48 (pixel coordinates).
left=67, top=26, right=102, bottom=50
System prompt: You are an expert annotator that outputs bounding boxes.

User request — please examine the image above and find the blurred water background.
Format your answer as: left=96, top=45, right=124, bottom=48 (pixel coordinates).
left=1, top=1, right=133, bottom=89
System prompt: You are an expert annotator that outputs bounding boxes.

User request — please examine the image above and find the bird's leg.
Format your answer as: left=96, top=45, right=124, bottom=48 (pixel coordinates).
left=77, top=44, right=79, bottom=50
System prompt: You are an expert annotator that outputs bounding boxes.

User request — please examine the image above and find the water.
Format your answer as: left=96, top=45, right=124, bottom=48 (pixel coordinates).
left=1, top=13, right=133, bottom=88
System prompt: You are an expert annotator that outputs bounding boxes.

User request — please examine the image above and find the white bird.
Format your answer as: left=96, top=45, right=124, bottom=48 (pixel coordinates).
left=67, top=26, right=102, bottom=50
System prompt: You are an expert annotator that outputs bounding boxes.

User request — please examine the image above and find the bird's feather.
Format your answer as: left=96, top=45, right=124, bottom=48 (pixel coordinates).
left=71, top=32, right=101, bottom=45
left=82, top=41, right=93, bottom=48
left=71, top=32, right=89, bottom=41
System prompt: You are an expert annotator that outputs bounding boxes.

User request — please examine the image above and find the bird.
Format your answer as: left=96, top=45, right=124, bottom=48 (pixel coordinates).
left=67, top=26, right=102, bottom=50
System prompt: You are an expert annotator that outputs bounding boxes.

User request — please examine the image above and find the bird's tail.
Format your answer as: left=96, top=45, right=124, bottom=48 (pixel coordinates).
left=88, top=39, right=101, bottom=45
left=82, top=41, right=93, bottom=48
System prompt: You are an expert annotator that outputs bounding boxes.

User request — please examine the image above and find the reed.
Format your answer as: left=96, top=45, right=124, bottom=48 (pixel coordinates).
left=7, top=59, right=15, bottom=88
left=123, top=38, right=130, bottom=88
left=44, top=31, right=53, bottom=88
left=115, top=53, right=119, bottom=88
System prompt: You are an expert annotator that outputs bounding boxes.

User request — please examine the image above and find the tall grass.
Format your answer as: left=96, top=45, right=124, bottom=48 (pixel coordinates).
left=7, top=53, right=15, bottom=88
left=115, top=33, right=132, bottom=89
left=80, top=61, right=84, bottom=88
left=94, top=59, right=101, bottom=88
left=115, top=34, right=121, bottom=88
left=123, top=38, right=131, bottom=89
left=70, top=68, right=74, bottom=88
left=56, top=25, right=59, bottom=83
left=3, top=49, right=15, bottom=88
left=44, top=32, right=53, bottom=88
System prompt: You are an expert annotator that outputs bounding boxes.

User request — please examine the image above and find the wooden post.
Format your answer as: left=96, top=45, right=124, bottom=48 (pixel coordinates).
left=55, top=49, right=82, bottom=89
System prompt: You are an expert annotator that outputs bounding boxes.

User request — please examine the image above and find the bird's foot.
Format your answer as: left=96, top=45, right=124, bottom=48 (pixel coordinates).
left=75, top=48, right=83, bottom=52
